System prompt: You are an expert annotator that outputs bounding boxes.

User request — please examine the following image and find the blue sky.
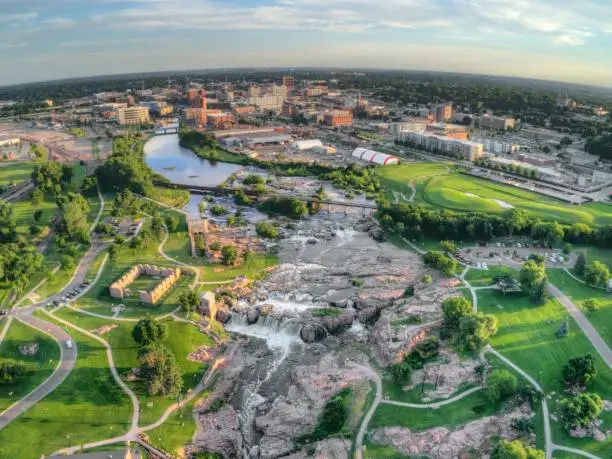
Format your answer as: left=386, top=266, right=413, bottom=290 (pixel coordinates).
left=1, top=0, right=611, bottom=86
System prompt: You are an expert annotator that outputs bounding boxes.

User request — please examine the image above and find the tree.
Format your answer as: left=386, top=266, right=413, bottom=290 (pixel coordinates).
left=485, top=369, right=518, bottom=402
left=439, top=240, right=457, bottom=254
left=583, top=299, right=601, bottom=313
left=0, top=359, right=27, bottom=384
left=132, top=318, right=167, bottom=347
left=56, top=192, right=90, bottom=241
left=575, top=252, right=587, bottom=277
left=506, top=208, right=529, bottom=236
left=139, top=344, right=183, bottom=397
left=0, top=199, right=17, bottom=243
left=221, top=245, right=239, bottom=266
left=519, top=259, right=547, bottom=304
left=234, top=189, right=253, bottom=206
left=179, top=291, right=199, bottom=314
left=151, top=214, right=165, bottom=236
left=165, top=215, right=179, bottom=233
left=562, top=354, right=597, bottom=388
left=33, top=209, right=43, bottom=222
left=494, top=272, right=519, bottom=295
left=108, top=244, right=118, bottom=260
left=31, top=188, right=44, bottom=207
left=390, top=361, right=412, bottom=386
left=457, top=312, right=498, bottom=351
left=563, top=243, right=572, bottom=255
left=491, top=439, right=544, bottom=459
left=31, top=161, right=63, bottom=193
left=60, top=255, right=75, bottom=271
left=584, top=261, right=610, bottom=286
left=423, top=251, right=457, bottom=277
left=531, top=221, right=564, bottom=245
left=442, top=297, right=473, bottom=329
left=559, top=392, right=604, bottom=431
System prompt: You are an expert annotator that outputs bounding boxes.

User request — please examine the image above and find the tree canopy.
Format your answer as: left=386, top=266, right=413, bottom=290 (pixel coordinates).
left=132, top=318, right=168, bottom=347
left=562, top=354, right=597, bottom=388
left=138, top=344, right=183, bottom=397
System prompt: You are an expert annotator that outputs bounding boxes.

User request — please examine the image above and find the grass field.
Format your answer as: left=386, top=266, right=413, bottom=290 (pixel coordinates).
left=55, top=308, right=215, bottom=427
left=0, top=313, right=132, bottom=458
left=0, top=161, right=34, bottom=186
left=370, top=390, right=499, bottom=430
left=477, top=289, right=612, bottom=455
left=547, top=269, right=612, bottom=350
left=0, top=319, right=61, bottom=412
left=376, top=163, right=612, bottom=226
left=464, top=265, right=519, bottom=287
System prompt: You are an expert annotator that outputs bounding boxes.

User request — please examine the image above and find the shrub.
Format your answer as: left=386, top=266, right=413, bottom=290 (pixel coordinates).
left=256, top=222, right=279, bottom=239
left=485, top=369, right=518, bottom=402
left=583, top=299, right=601, bottom=313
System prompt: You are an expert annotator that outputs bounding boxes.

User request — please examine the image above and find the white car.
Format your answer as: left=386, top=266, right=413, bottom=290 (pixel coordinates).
left=65, top=340, right=73, bottom=349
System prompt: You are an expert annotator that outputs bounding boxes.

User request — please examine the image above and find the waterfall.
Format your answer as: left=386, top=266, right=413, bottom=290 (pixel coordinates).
left=226, top=313, right=304, bottom=454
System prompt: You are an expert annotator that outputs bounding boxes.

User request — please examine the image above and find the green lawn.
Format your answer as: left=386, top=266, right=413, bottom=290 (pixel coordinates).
left=477, top=289, right=612, bottom=456
left=0, top=319, right=61, bottom=412
left=0, top=313, right=132, bottom=458
left=464, top=266, right=519, bottom=287
left=376, top=163, right=612, bottom=226
left=149, top=186, right=190, bottom=208
left=146, top=391, right=209, bottom=457
left=0, top=161, right=35, bottom=186
left=363, top=441, right=412, bottom=459
left=55, top=308, right=215, bottom=427
left=547, top=269, right=612, bottom=347
left=370, top=390, right=498, bottom=430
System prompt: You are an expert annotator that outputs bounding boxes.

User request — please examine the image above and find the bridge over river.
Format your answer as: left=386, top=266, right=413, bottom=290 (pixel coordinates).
left=153, top=180, right=378, bottom=214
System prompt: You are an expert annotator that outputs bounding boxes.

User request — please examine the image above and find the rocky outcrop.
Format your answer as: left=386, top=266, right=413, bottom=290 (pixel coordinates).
left=279, top=439, right=352, bottom=459
left=299, top=324, right=327, bottom=343
left=193, top=405, right=243, bottom=458
left=370, top=404, right=531, bottom=458
left=318, top=310, right=355, bottom=334
left=255, top=354, right=372, bottom=459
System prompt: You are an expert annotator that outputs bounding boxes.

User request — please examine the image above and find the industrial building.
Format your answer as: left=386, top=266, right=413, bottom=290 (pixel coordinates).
left=352, top=148, right=400, bottom=165
left=116, top=106, right=150, bottom=125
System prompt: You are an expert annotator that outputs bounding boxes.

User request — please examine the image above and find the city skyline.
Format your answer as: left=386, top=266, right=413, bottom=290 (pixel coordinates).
left=1, top=0, right=612, bottom=87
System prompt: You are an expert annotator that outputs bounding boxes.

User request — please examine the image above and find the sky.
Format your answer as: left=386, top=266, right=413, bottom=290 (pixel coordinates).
left=1, top=0, right=612, bottom=87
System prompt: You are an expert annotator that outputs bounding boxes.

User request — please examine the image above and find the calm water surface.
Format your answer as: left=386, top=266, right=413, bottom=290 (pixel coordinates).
left=144, top=134, right=241, bottom=186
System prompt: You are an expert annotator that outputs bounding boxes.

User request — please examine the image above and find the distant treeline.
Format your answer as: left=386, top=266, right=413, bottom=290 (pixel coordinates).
left=378, top=203, right=612, bottom=248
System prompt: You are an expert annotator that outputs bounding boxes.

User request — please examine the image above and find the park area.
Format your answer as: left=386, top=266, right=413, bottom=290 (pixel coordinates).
left=0, top=161, right=34, bottom=186
left=376, top=162, right=612, bottom=226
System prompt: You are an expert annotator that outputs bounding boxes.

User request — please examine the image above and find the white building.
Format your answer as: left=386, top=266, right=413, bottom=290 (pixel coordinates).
left=352, top=148, right=400, bottom=165
left=247, top=94, right=286, bottom=111
left=290, top=139, right=324, bottom=151
left=0, top=135, right=20, bottom=147
left=397, top=131, right=484, bottom=161
left=117, top=106, right=150, bottom=125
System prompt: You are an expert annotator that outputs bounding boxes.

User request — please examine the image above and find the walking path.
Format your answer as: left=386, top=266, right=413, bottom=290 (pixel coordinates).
left=548, top=282, right=612, bottom=368
left=563, top=267, right=607, bottom=291
left=0, top=316, right=13, bottom=345
left=352, top=363, right=382, bottom=459
left=43, top=309, right=140, bottom=432
left=381, top=386, right=483, bottom=409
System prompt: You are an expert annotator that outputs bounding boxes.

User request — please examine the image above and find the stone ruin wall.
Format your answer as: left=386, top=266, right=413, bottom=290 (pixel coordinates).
left=109, top=264, right=181, bottom=304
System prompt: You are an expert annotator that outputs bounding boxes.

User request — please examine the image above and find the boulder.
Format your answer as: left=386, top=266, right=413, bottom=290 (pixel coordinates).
left=320, top=310, right=355, bottom=334
left=215, top=307, right=231, bottom=324
left=247, top=308, right=260, bottom=324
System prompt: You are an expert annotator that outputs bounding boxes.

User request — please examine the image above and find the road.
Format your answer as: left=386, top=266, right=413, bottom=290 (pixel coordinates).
left=0, top=315, right=77, bottom=430
left=0, top=190, right=106, bottom=431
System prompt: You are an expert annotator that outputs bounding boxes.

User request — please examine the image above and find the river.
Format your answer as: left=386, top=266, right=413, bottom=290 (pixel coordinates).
left=144, top=134, right=241, bottom=186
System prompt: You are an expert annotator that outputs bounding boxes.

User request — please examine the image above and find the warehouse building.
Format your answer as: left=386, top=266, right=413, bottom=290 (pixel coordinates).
left=352, top=148, right=400, bottom=165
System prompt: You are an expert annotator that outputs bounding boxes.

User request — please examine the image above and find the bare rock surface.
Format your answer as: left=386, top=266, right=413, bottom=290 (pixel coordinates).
left=370, top=404, right=531, bottom=458
left=255, top=354, right=371, bottom=459
left=193, top=405, right=243, bottom=458
left=279, top=439, right=352, bottom=459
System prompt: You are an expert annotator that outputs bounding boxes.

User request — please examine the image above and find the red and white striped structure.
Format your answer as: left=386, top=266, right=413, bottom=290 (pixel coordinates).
left=351, top=147, right=400, bottom=165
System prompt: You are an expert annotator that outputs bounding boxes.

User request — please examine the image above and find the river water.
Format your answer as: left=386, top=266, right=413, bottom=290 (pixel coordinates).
left=144, top=134, right=241, bottom=186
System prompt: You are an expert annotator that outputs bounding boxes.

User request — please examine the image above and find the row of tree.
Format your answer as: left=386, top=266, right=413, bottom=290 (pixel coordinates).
left=378, top=204, right=612, bottom=248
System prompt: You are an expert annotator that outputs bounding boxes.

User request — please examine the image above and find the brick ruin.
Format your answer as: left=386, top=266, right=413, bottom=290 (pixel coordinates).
left=109, top=264, right=181, bottom=304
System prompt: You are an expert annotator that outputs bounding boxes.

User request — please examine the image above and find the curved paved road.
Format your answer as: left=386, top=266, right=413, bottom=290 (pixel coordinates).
left=0, top=315, right=76, bottom=430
